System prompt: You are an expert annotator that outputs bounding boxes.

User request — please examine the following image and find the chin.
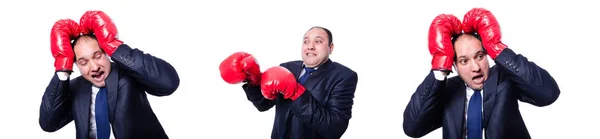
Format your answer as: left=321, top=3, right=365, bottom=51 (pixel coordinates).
left=92, top=82, right=106, bottom=88
left=469, top=84, right=484, bottom=90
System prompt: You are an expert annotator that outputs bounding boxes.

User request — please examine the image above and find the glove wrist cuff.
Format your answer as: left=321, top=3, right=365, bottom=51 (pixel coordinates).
left=248, top=72, right=262, bottom=85
left=431, top=55, right=454, bottom=71
left=105, top=41, right=123, bottom=56
left=290, top=83, right=306, bottom=101
left=487, top=43, right=507, bottom=59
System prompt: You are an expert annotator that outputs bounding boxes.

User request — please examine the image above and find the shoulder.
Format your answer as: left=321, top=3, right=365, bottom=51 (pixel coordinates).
left=446, top=75, right=464, bottom=88
left=331, top=61, right=357, bottom=78
left=279, top=60, right=303, bottom=68
left=69, top=76, right=86, bottom=87
left=67, top=76, right=88, bottom=94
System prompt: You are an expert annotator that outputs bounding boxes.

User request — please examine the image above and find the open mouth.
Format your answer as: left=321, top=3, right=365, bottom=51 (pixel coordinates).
left=91, top=71, right=105, bottom=82
left=472, top=74, right=484, bottom=84
left=305, top=53, right=316, bottom=56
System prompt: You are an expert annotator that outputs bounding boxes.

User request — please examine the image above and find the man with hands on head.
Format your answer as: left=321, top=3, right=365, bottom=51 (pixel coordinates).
left=220, top=26, right=359, bottom=139
left=40, top=11, right=179, bottom=139
left=402, top=8, right=560, bottom=139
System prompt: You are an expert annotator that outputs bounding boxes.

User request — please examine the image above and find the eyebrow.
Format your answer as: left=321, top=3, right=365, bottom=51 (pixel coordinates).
left=77, top=57, right=86, bottom=62
left=303, top=36, right=325, bottom=40
left=76, top=50, right=103, bottom=61
left=457, top=50, right=485, bottom=59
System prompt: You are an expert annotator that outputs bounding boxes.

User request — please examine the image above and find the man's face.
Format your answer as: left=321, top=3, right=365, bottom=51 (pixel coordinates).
left=454, top=35, right=489, bottom=90
left=73, top=37, right=111, bottom=87
left=301, top=28, right=334, bottom=68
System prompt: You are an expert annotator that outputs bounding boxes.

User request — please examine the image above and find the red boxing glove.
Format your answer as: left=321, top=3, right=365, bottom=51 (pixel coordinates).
left=51, top=19, right=81, bottom=72
left=219, top=52, right=262, bottom=85
left=462, top=8, right=507, bottom=60
left=429, top=14, right=462, bottom=71
left=260, top=66, right=306, bottom=101
left=80, top=11, right=123, bottom=56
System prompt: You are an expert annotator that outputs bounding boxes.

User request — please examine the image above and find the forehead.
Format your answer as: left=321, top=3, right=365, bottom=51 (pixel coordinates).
left=73, top=38, right=101, bottom=56
left=304, top=28, right=328, bottom=39
left=454, top=37, right=482, bottom=55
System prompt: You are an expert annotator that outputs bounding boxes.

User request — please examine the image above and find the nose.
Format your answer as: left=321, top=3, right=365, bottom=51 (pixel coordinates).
left=469, top=60, right=481, bottom=72
left=89, top=61, right=100, bottom=72
left=307, top=42, right=316, bottom=50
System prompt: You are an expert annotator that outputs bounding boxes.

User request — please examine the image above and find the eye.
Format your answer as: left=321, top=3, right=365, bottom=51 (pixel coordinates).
left=94, top=53, right=102, bottom=60
left=316, top=40, right=322, bottom=43
left=303, top=40, right=308, bottom=44
left=78, top=60, right=88, bottom=66
left=476, top=54, right=484, bottom=60
left=459, top=59, right=467, bottom=65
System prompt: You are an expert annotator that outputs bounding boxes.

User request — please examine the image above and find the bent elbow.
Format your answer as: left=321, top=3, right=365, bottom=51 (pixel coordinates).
left=403, top=121, right=425, bottom=138
left=153, top=79, right=180, bottom=96
left=39, top=119, right=58, bottom=132
left=532, top=90, right=560, bottom=107
left=164, top=77, right=181, bottom=95
left=257, top=108, right=269, bottom=112
left=255, top=104, right=271, bottom=112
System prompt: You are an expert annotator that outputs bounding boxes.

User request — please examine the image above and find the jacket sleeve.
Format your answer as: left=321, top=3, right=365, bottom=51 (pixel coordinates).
left=495, top=48, right=561, bottom=106
left=242, top=83, right=275, bottom=112
left=110, top=44, right=180, bottom=96
left=39, top=73, right=74, bottom=132
left=402, top=71, right=446, bottom=138
left=288, top=72, right=358, bottom=139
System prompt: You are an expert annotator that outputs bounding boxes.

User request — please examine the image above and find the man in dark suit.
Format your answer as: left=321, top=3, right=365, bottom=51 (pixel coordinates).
left=403, top=8, right=560, bottom=139
left=40, top=11, right=179, bottom=139
left=219, top=26, right=358, bottom=139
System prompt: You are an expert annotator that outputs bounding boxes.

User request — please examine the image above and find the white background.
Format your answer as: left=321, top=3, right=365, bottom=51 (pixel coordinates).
left=0, top=0, right=598, bottom=138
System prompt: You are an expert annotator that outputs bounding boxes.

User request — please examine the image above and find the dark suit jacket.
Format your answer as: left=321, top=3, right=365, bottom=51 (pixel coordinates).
left=403, top=48, right=560, bottom=139
left=242, top=59, right=358, bottom=139
left=39, top=44, right=180, bottom=139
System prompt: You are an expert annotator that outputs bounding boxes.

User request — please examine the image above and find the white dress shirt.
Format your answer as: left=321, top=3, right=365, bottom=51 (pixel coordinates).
left=433, top=71, right=484, bottom=139
left=56, top=72, right=114, bottom=139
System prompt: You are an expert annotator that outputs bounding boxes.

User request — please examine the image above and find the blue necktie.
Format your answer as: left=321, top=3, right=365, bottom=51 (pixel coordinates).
left=96, top=87, right=110, bottom=139
left=298, top=67, right=316, bottom=85
left=467, top=90, right=482, bottom=139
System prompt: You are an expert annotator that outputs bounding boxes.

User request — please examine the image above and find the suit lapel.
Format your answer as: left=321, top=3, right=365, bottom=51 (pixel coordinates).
left=302, top=59, right=334, bottom=91
left=482, top=68, right=498, bottom=128
left=106, top=63, right=119, bottom=122
left=450, top=84, right=467, bottom=136
left=290, top=63, right=303, bottom=81
left=76, top=81, right=92, bottom=136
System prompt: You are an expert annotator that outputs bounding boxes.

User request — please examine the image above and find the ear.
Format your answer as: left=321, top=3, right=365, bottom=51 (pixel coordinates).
left=329, top=43, right=334, bottom=54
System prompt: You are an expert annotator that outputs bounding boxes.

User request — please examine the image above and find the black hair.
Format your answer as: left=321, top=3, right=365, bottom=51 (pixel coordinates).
left=308, top=26, right=333, bottom=46
left=451, top=33, right=485, bottom=62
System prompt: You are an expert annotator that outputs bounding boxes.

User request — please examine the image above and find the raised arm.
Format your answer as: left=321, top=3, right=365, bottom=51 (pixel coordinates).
left=463, top=8, right=560, bottom=106
left=80, top=11, right=179, bottom=96
left=39, top=73, right=75, bottom=132
left=40, top=19, right=81, bottom=132
left=403, top=71, right=448, bottom=138
left=404, top=13, right=463, bottom=138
